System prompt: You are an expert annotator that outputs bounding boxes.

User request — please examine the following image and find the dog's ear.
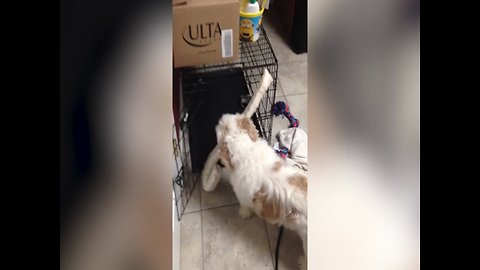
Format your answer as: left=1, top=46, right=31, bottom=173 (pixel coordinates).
left=219, top=142, right=234, bottom=170
left=237, top=117, right=259, bottom=141
left=215, top=121, right=229, bottom=144
left=215, top=124, right=223, bottom=144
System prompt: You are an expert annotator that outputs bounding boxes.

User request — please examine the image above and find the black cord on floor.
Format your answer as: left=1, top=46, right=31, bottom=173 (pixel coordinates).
left=275, top=226, right=284, bottom=270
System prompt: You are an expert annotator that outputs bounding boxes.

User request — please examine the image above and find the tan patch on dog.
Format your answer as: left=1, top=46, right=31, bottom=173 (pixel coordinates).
left=288, top=173, right=308, bottom=193
left=272, top=161, right=283, bottom=172
left=253, top=186, right=287, bottom=222
left=219, top=142, right=234, bottom=169
left=237, top=117, right=259, bottom=141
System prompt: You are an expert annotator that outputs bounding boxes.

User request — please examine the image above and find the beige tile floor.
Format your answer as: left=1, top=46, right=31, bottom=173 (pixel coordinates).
left=180, top=11, right=307, bottom=270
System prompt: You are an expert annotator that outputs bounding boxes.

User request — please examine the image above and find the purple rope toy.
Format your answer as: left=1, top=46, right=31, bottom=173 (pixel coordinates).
left=276, top=147, right=289, bottom=159
left=271, top=101, right=299, bottom=159
left=271, top=101, right=299, bottom=128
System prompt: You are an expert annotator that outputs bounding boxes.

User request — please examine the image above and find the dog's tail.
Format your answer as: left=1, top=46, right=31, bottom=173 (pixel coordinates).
left=202, top=68, right=273, bottom=192
left=202, top=144, right=221, bottom=192
left=243, top=68, right=273, bottom=118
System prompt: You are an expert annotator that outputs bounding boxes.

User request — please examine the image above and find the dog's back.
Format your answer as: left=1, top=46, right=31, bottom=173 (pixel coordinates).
left=226, top=132, right=307, bottom=226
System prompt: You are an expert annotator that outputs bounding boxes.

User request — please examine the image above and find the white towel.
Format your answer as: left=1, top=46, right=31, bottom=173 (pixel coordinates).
left=275, top=127, right=308, bottom=171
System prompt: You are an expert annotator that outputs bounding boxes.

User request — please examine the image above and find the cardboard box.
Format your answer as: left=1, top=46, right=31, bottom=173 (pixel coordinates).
left=173, top=0, right=240, bottom=68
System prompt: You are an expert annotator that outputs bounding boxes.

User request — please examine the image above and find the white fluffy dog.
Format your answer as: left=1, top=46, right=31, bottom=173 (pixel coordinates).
left=215, top=113, right=307, bottom=269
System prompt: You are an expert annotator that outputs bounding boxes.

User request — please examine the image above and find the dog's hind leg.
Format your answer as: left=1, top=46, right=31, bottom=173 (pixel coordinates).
left=298, top=227, right=307, bottom=270
left=239, top=205, right=254, bottom=219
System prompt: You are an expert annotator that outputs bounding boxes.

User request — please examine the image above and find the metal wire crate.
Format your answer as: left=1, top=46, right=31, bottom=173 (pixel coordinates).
left=172, top=115, right=198, bottom=221
left=182, top=25, right=278, bottom=143
left=173, top=25, right=278, bottom=220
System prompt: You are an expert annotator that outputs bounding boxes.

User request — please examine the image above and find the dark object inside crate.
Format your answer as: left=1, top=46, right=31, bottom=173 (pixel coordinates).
left=173, top=25, right=278, bottom=221
left=183, top=68, right=262, bottom=173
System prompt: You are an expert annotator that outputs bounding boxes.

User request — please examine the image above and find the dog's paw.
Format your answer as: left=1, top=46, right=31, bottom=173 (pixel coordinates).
left=297, top=255, right=307, bottom=270
left=239, top=206, right=254, bottom=219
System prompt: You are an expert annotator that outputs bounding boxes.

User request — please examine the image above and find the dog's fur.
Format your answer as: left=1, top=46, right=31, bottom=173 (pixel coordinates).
left=216, top=113, right=307, bottom=269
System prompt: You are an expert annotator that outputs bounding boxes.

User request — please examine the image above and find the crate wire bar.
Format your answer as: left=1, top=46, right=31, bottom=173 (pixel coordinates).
left=172, top=114, right=199, bottom=221
left=173, top=25, right=278, bottom=220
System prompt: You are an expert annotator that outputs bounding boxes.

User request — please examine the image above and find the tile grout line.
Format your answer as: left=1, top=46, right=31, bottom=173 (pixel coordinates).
left=183, top=185, right=200, bottom=215
left=182, top=210, right=200, bottom=216
left=278, top=59, right=308, bottom=65
left=284, top=92, right=308, bottom=98
left=200, top=210, right=205, bottom=270
left=276, top=77, right=308, bottom=99
left=202, top=202, right=240, bottom=212
left=199, top=183, right=205, bottom=270
left=264, top=221, right=276, bottom=269
left=276, top=79, right=286, bottom=99
left=278, top=76, right=308, bottom=97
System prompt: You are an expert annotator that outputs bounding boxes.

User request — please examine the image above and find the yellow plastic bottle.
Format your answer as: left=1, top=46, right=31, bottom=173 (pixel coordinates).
left=239, top=0, right=264, bottom=42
